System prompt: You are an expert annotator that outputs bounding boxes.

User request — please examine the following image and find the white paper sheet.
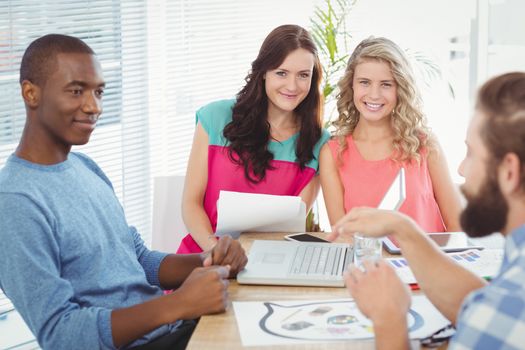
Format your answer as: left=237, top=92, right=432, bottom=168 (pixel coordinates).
left=215, top=191, right=306, bottom=238
left=233, top=295, right=450, bottom=347
left=387, top=248, right=504, bottom=285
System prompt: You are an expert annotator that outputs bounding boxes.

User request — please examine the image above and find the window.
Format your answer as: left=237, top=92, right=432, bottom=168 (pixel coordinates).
left=345, top=0, right=525, bottom=183
left=4, top=1, right=519, bottom=239
left=0, top=0, right=150, bottom=239
left=147, top=0, right=315, bottom=176
left=146, top=0, right=315, bottom=241
left=1, top=0, right=315, bottom=244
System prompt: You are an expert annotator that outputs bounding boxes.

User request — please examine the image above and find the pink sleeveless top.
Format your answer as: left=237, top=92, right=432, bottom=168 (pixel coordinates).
left=176, top=99, right=330, bottom=254
left=328, top=135, right=445, bottom=232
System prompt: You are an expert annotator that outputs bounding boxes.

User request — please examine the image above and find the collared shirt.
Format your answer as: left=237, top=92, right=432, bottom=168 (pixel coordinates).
left=450, top=225, right=525, bottom=350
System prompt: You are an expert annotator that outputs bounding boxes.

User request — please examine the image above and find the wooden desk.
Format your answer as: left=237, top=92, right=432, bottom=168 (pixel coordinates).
left=187, top=232, right=422, bottom=349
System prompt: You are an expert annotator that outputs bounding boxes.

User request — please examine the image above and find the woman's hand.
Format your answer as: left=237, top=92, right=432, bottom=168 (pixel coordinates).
left=344, top=260, right=411, bottom=323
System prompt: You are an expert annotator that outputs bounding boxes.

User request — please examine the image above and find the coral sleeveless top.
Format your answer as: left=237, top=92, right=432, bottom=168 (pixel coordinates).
left=328, top=135, right=445, bottom=232
left=177, top=99, right=330, bottom=253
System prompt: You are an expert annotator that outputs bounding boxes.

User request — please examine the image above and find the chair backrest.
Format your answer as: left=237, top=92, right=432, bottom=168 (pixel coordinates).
left=151, top=175, right=188, bottom=253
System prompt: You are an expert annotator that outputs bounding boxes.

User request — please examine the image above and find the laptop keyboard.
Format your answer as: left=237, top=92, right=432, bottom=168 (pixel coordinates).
left=289, top=245, right=346, bottom=276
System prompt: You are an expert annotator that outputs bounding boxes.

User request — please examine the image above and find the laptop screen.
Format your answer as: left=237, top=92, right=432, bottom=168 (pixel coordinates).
left=377, top=168, right=406, bottom=211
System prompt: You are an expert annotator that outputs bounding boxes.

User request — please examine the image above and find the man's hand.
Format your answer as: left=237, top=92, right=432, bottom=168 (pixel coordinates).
left=345, top=260, right=411, bottom=350
left=170, top=265, right=230, bottom=320
left=345, top=260, right=411, bottom=323
left=202, top=235, right=248, bottom=278
left=327, top=207, right=415, bottom=241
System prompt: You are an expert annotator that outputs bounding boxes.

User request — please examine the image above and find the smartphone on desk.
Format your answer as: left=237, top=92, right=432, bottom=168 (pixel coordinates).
left=383, top=232, right=485, bottom=254
left=284, top=233, right=330, bottom=243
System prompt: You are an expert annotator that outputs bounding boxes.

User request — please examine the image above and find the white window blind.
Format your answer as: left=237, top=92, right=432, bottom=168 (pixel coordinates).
left=0, top=0, right=151, bottom=241
left=1, top=0, right=317, bottom=246
left=147, top=0, right=316, bottom=177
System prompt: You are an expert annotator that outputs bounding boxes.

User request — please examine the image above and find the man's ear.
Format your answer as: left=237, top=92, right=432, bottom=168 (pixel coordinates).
left=21, top=80, right=41, bottom=109
left=498, top=153, right=522, bottom=195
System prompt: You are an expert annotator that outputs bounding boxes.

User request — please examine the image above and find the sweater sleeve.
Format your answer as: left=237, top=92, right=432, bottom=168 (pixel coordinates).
left=0, top=193, right=115, bottom=350
left=130, top=226, right=169, bottom=287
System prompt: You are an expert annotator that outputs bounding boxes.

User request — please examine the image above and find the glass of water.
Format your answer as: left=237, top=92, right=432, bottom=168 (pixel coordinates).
left=353, top=233, right=382, bottom=267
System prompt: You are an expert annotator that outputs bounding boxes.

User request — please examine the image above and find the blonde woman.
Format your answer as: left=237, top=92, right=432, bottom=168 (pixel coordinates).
left=320, top=37, right=461, bottom=232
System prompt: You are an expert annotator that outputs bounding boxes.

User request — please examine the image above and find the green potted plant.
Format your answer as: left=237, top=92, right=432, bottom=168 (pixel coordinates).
left=305, top=0, right=355, bottom=232
left=310, top=0, right=355, bottom=107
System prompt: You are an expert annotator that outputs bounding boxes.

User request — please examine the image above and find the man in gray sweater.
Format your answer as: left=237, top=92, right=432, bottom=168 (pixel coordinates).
left=333, top=72, right=525, bottom=350
left=0, top=34, right=247, bottom=350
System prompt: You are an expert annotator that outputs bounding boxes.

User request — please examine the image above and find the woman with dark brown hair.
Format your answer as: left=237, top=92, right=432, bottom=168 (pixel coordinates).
left=177, top=24, right=330, bottom=253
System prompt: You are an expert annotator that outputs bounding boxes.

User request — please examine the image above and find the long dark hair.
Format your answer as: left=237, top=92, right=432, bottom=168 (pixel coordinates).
left=223, top=24, right=323, bottom=183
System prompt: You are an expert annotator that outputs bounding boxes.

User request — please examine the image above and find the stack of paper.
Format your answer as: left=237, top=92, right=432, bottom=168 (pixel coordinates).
left=388, top=249, right=504, bottom=285
left=215, top=191, right=306, bottom=238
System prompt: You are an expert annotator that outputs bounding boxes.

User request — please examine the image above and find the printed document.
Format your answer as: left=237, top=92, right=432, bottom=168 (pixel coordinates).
left=233, top=295, right=450, bottom=346
left=215, top=191, right=306, bottom=238
left=388, top=248, right=504, bottom=285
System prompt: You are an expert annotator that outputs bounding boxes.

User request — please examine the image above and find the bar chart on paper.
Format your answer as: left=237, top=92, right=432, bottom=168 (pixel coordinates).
left=387, top=249, right=504, bottom=286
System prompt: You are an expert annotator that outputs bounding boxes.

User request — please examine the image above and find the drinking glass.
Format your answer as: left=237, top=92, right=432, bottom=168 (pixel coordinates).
left=353, top=233, right=382, bottom=267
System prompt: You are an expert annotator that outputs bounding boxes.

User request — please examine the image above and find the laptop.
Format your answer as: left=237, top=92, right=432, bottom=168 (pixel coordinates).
left=236, top=168, right=406, bottom=287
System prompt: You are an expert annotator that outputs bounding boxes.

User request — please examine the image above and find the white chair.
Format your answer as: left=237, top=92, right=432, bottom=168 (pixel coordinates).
left=151, top=175, right=188, bottom=253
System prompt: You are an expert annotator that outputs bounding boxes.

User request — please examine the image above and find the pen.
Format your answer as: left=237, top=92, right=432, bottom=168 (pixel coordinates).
left=410, top=283, right=420, bottom=291
left=281, top=309, right=302, bottom=323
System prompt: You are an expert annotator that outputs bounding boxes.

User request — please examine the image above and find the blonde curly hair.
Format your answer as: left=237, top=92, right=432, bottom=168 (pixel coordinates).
left=333, top=37, right=432, bottom=164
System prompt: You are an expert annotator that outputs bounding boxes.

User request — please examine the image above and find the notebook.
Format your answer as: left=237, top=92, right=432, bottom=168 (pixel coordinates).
left=237, top=168, right=406, bottom=287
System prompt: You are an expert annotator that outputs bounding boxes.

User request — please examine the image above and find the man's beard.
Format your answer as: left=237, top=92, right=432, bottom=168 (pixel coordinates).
left=460, top=173, right=508, bottom=238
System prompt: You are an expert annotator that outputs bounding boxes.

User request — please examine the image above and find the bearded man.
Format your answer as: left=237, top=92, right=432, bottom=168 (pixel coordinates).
left=331, top=72, right=525, bottom=350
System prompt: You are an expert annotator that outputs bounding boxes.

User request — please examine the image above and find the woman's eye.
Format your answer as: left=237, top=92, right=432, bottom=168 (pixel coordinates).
left=276, top=71, right=286, bottom=77
left=299, top=73, right=310, bottom=79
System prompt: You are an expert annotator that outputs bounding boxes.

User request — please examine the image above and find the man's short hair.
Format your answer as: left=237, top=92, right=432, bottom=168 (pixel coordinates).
left=478, top=72, right=525, bottom=190
left=19, top=34, right=95, bottom=86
